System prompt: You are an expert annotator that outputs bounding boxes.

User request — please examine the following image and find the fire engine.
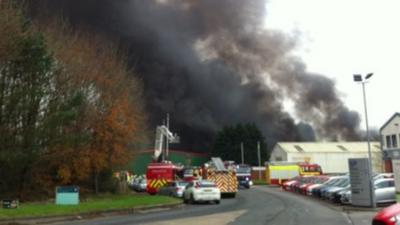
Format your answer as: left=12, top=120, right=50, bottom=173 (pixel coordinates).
left=182, top=166, right=202, bottom=182
left=146, top=162, right=182, bottom=194
left=202, top=157, right=238, bottom=197
left=265, top=162, right=322, bottom=185
left=146, top=125, right=180, bottom=194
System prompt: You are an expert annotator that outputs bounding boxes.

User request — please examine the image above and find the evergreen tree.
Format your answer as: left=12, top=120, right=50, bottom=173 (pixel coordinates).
left=211, top=123, right=269, bottom=166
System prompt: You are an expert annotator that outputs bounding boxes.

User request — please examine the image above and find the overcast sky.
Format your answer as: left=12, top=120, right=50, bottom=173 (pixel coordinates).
left=265, top=0, right=399, bottom=130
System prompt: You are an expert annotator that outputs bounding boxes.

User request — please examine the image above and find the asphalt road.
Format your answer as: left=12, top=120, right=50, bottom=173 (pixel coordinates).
left=57, top=186, right=355, bottom=225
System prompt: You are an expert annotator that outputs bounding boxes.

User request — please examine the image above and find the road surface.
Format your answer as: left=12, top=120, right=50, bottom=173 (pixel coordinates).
left=57, top=186, right=359, bottom=225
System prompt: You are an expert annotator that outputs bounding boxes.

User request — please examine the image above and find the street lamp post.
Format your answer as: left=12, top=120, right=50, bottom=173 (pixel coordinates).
left=353, top=73, right=376, bottom=208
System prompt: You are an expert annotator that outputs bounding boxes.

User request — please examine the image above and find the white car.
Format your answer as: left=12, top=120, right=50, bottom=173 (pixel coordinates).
left=183, top=180, right=221, bottom=204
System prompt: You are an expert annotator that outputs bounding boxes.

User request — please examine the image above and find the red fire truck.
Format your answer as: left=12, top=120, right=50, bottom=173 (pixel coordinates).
left=145, top=125, right=180, bottom=194
left=146, top=162, right=181, bottom=194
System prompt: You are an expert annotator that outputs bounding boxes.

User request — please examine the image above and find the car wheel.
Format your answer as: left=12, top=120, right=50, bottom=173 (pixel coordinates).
left=215, top=200, right=220, bottom=204
left=183, top=197, right=188, bottom=204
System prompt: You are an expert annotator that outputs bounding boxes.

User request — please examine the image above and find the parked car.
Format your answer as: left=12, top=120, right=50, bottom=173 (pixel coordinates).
left=340, top=189, right=352, bottom=204
left=323, top=177, right=350, bottom=200
left=313, top=176, right=347, bottom=198
left=373, top=173, right=394, bottom=180
left=282, top=176, right=301, bottom=191
left=158, top=181, right=189, bottom=198
left=374, top=178, right=396, bottom=204
left=132, top=178, right=147, bottom=192
left=183, top=180, right=221, bottom=204
left=332, top=186, right=351, bottom=203
left=300, top=176, right=328, bottom=195
left=341, top=178, right=396, bottom=205
left=372, top=203, right=400, bottom=225
left=306, top=176, right=330, bottom=196
left=293, top=176, right=314, bottom=193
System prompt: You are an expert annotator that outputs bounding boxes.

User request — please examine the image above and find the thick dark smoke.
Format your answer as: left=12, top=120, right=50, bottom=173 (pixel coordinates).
left=28, top=0, right=361, bottom=151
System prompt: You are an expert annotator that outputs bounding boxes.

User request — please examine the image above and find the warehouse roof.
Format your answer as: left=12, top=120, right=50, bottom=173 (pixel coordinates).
left=274, top=142, right=381, bottom=153
left=380, top=112, right=400, bottom=132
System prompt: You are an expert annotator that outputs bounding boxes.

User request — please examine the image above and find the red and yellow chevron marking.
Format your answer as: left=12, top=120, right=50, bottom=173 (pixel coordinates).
left=207, top=171, right=238, bottom=193
left=148, top=179, right=168, bottom=190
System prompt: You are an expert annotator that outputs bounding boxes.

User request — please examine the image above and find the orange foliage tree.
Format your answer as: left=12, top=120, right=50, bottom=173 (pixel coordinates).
left=30, top=22, right=148, bottom=194
left=0, top=1, right=148, bottom=198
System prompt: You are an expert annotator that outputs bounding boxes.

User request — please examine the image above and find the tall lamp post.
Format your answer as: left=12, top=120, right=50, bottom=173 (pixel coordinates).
left=353, top=73, right=375, bottom=208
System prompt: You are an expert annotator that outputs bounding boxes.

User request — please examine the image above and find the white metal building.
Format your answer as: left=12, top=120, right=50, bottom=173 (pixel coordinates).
left=269, top=142, right=382, bottom=174
left=380, top=113, right=400, bottom=192
left=380, top=112, right=400, bottom=172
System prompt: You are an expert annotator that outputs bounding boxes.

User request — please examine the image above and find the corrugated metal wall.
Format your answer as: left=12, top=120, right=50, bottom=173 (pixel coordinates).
left=287, top=152, right=382, bottom=174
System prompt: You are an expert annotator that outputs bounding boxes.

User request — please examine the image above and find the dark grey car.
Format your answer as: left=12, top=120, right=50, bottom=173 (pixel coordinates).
left=158, top=181, right=189, bottom=198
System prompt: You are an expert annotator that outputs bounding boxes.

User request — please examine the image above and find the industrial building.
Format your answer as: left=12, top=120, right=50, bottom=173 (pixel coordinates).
left=269, top=142, right=382, bottom=174
left=380, top=112, right=400, bottom=172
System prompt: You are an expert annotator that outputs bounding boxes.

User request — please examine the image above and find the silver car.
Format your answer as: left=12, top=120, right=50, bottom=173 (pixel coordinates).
left=132, top=178, right=147, bottom=192
left=374, top=178, right=396, bottom=204
left=340, top=178, right=396, bottom=204
left=158, top=181, right=189, bottom=198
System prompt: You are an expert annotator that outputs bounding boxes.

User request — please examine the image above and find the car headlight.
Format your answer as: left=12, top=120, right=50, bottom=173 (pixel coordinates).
left=389, top=214, right=400, bottom=225
left=245, top=177, right=249, bottom=181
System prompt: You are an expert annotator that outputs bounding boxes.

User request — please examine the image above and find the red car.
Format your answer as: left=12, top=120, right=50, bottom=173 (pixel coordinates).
left=372, top=203, right=400, bottom=225
left=299, top=176, right=328, bottom=195
left=282, top=176, right=300, bottom=191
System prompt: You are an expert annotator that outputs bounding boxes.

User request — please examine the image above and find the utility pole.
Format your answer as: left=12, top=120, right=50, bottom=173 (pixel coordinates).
left=354, top=73, right=376, bottom=208
left=166, top=113, right=170, bottom=160
left=257, top=141, right=261, bottom=180
left=241, top=142, right=244, bottom=164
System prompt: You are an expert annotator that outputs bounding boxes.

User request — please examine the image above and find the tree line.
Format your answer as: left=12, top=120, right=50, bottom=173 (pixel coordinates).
left=211, top=123, right=269, bottom=166
left=0, top=1, right=147, bottom=199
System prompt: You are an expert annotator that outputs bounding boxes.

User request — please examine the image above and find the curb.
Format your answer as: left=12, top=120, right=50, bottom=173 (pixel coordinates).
left=0, top=202, right=183, bottom=225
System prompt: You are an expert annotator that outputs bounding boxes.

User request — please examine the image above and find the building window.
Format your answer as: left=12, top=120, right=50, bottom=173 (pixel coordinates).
left=386, top=135, right=392, bottom=148
left=392, top=135, right=398, bottom=148
left=294, top=145, right=304, bottom=152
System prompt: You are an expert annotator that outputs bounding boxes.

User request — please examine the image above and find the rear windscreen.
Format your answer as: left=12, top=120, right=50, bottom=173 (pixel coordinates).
left=199, top=182, right=215, bottom=187
left=237, top=167, right=251, bottom=173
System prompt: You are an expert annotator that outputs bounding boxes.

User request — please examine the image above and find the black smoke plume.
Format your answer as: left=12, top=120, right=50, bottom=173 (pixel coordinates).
left=27, top=0, right=361, bottom=151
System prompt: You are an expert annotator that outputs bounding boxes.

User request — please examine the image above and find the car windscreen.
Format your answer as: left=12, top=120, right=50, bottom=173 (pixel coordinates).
left=177, top=182, right=188, bottom=187
left=333, top=178, right=348, bottom=187
left=326, top=178, right=343, bottom=186
left=198, top=181, right=216, bottom=188
left=236, top=167, right=251, bottom=173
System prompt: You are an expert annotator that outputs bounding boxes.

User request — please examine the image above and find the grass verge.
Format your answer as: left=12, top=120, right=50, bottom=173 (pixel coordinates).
left=0, top=194, right=181, bottom=219
left=253, top=179, right=268, bottom=185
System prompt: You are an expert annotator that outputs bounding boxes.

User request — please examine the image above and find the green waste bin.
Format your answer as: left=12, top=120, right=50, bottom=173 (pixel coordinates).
left=55, top=186, right=79, bottom=205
